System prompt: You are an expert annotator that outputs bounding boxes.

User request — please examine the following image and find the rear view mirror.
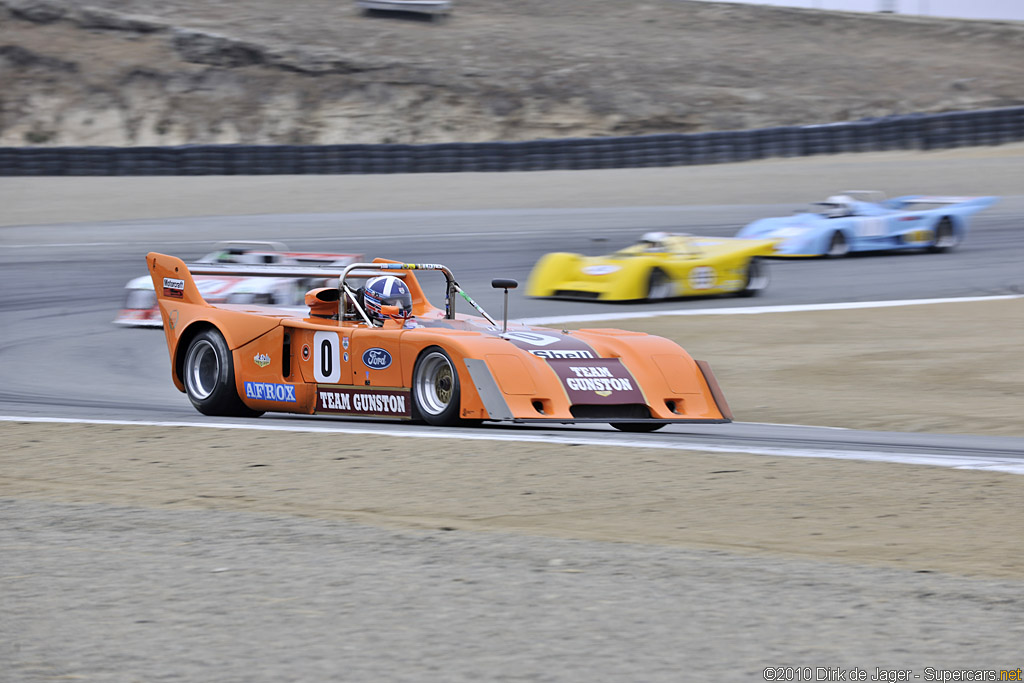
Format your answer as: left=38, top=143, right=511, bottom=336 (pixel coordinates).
left=491, top=278, right=518, bottom=333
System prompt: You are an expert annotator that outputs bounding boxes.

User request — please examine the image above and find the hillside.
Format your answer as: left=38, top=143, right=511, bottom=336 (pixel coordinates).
left=1, top=0, right=1023, bottom=146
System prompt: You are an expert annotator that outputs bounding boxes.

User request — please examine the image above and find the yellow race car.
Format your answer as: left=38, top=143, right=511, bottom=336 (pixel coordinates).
left=526, top=232, right=778, bottom=302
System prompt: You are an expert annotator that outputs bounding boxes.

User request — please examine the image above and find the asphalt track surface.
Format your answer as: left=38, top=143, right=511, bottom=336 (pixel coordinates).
left=3, top=191, right=1024, bottom=680
left=2, top=200, right=1023, bottom=460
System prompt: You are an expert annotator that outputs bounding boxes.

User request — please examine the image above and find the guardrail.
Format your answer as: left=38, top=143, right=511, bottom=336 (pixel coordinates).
left=1, top=106, right=1022, bottom=176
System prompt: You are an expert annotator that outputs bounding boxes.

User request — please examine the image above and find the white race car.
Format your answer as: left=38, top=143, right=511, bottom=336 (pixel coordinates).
left=115, top=241, right=362, bottom=328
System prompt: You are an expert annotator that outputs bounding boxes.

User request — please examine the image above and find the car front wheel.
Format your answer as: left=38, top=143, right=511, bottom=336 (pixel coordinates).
left=928, top=218, right=959, bottom=252
left=737, top=258, right=769, bottom=297
left=826, top=231, right=849, bottom=258
left=646, top=269, right=674, bottom=301
left=412, top=347, right=466, bottom=426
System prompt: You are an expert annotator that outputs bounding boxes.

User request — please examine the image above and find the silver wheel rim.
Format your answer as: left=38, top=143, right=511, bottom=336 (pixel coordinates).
left=746, top=261, right=769, bottom=290
left=185, top=339, right=219, bottom=401
left=936, top=222, right=958, bottom=248
left=648, top=274, right=673, bottom=300
left=414, top=352, right=454, bottom=416
left=828, top=233, right=848, bottom=257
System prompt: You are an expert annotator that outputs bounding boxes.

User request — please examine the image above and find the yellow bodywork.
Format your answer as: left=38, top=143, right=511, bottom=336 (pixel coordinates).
left=526, top=234, right=779, bottom=301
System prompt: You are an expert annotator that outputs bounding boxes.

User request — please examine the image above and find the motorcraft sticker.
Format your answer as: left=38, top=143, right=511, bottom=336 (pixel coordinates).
left=547, top=359, right=644, bottom=404
left=163, top=277, right=185, bottom=298
left=316, top=386, right=411, bottom=418
left=244, top=382, right=296, bottom=402
left=253, top=353, right=271, bottom=368
left=362, top=347, right=393, bottom=370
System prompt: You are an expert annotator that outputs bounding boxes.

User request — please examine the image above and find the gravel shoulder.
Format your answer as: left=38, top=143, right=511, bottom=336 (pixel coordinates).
left=4, top=414, right=1024, bottom=580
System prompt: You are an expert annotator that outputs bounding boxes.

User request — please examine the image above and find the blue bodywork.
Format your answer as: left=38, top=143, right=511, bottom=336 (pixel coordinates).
left=736, top=194, right=998, bottom=256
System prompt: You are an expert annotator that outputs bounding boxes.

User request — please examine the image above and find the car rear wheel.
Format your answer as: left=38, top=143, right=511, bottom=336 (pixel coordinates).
left=928, top=218, right=959, bottom=252
left=611, top=422, right=666, bottom=432
left=412, top=347, right=466, bottom=426
left=826, top=231, right=849, bottom=258
left=183, top=329, right=262, bottom=417
left=737, top=258, right=769, bottom=297
left=646, top=269, right=674, bottom=301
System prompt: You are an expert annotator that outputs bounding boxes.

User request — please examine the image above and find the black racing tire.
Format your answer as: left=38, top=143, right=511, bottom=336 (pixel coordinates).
left=182, top=329, right=263, bottom=417
left=737, top=257, right=769, bottom=297
left=611, top=422, right=666, bottom=432
left=412, top=346, right=466, bottom=427
left=928, top=217, right=959, bottom=253
left=826, top=231, right=849, bottom=258
left=645, top=268, right=674, bottom=301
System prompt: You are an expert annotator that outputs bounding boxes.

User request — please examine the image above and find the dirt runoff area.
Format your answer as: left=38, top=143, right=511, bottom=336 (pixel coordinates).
left=589, top=297, right=1024, bottom=437
left=3, top=298, right=1023, bottom=579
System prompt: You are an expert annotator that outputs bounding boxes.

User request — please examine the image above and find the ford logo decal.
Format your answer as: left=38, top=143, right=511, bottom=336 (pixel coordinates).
left=362, top=348, right=393, bottom=370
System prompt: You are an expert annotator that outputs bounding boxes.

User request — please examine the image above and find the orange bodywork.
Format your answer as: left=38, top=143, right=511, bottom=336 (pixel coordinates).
left=147, top=252, right=731, bottom=425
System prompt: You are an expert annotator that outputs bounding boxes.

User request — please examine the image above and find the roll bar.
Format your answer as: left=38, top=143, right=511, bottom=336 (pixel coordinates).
left=185, top=260, right=500, bottom=327
left=338, top=262, right=497, bottom=327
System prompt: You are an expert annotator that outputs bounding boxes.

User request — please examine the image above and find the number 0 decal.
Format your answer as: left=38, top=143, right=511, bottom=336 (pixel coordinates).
left=857, top=218, right=887, bottom=238
left=502, top=331, right=562, bottom=347
left=314, top=331, right=341, bottom=383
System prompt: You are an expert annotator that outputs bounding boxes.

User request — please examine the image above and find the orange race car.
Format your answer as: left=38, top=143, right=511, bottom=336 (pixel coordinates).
left=146, top=252, right=732, bottom=431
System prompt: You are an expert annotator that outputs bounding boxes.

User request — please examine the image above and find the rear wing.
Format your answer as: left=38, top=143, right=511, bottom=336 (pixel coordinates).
left=197, top=241, right=362, bottom=267
left=891, top=195, right=999, bottom=210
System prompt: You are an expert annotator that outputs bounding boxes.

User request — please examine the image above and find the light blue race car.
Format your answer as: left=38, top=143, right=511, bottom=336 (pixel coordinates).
left=736, top=191, right=998, bottom=257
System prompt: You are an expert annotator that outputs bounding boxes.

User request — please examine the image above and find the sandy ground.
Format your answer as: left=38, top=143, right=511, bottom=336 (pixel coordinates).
left=3, top=419, right=1023, bottom=580
left=587, top=298, right=1024, bottom=437
left=3, top=299, right=1022, bottom=579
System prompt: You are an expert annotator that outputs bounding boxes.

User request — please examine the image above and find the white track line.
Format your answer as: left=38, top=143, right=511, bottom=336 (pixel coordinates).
left=517, top=294, right=1023, bottom=325
left=4, top=415, right=1023, bottom=475
left=5, top=297, right=1021, bottom=473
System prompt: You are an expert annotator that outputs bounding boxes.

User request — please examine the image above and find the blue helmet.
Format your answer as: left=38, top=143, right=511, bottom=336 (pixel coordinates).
left=363, top=275, right=412, bottom=322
